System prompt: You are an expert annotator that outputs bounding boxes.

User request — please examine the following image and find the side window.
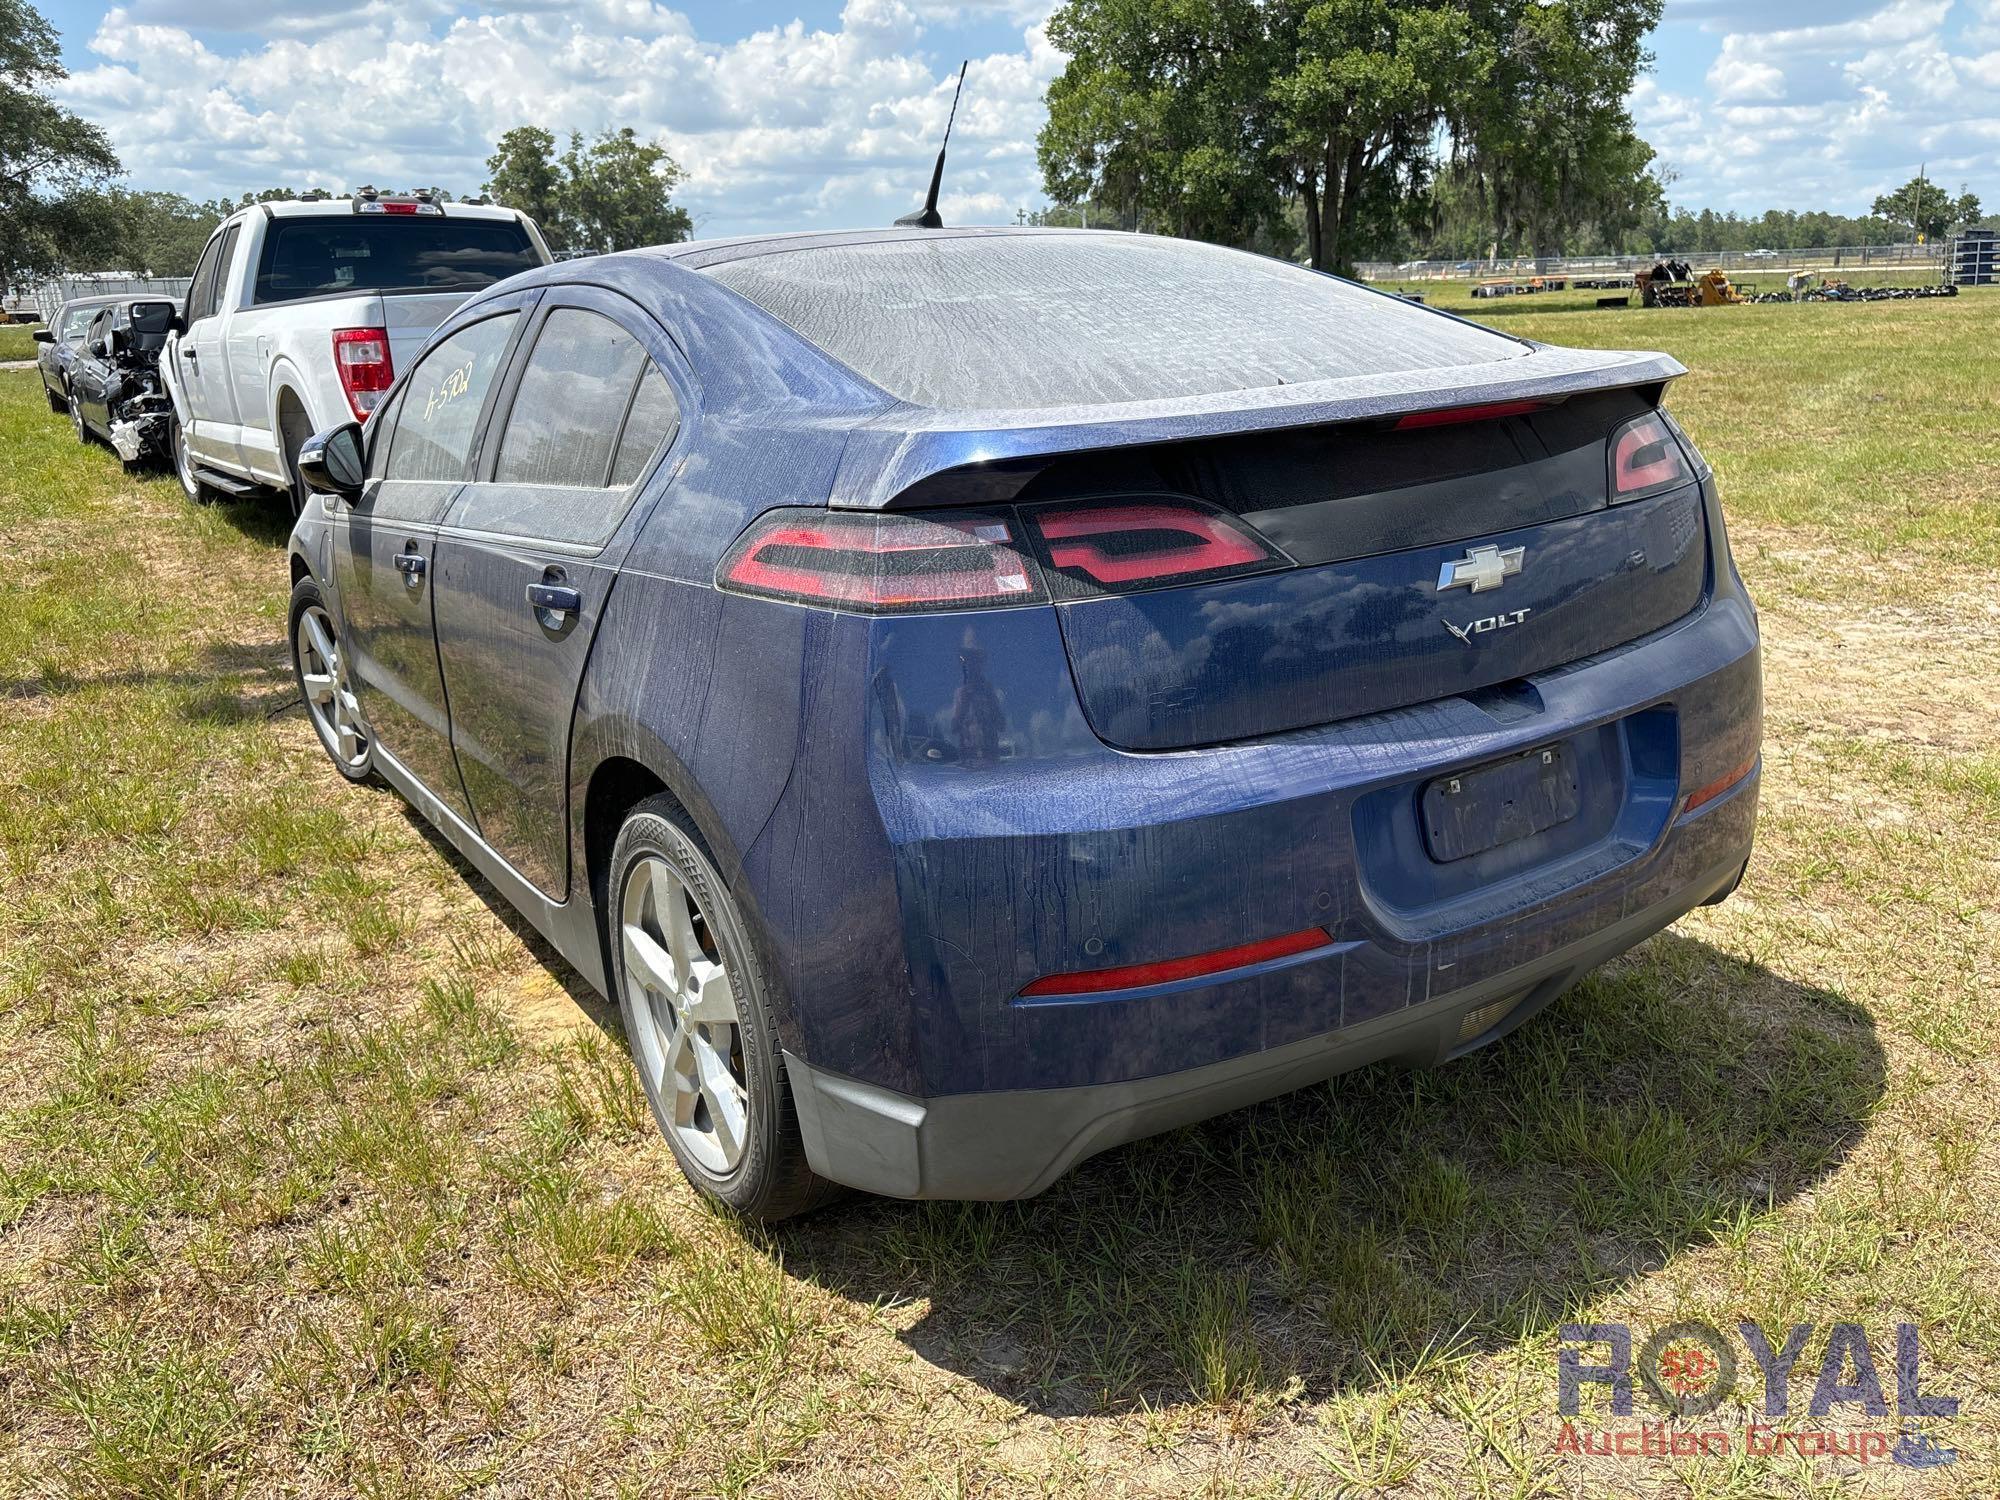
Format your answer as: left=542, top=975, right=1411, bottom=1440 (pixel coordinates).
left=364, top=386, right=405, bottom=481
left=184, top=236, right=221, bottom=324
left=382, top=313, right=519, bottom=483
left=456, top=306, right=681, bottom=548
left=494, top=309, right=648, bottom=486
left=208, top=224, right=242, bottom=319
left=610, top=367, right=681, bottom=487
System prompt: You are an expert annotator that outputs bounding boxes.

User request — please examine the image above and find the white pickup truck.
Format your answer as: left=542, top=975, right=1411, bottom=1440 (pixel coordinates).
left=163, top=190, right=551, bottom=512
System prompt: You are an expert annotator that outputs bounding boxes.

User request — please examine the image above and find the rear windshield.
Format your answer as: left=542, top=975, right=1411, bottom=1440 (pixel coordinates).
left=253, top=217, right=539, bottom=304
left=704, top=234, right=1526, bottom=411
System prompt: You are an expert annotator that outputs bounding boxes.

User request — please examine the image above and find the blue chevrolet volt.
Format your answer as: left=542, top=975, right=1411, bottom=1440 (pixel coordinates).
left=286, top=229, right=1761, bottom=1220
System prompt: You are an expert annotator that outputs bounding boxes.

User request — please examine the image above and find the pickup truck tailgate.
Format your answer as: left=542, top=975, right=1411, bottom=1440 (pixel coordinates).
left=384, top=293, right=476, bottom=372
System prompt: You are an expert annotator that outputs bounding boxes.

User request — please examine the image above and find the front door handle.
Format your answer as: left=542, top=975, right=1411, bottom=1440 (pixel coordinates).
left=394, top=550, right=426, bottom=586
left=526, top=582, right=581, bottom=615
left=179, top=346, right=197, bottom=362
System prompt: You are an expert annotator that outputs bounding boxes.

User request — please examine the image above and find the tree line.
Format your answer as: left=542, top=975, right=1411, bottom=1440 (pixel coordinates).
left=5, top=0, right=1990, bottom=296
left=1035, top=0, right=1989, bottom=268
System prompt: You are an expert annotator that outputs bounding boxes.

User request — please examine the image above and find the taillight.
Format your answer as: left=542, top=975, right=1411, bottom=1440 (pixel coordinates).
left=718, top=497, right=1291, bottom=614
left=717, top=510, right=1045, bottom=613
left=332, top=327, right=394, bottom=418
left=1028, top=499, right=1285, bottom=594
left=1609, top=411, right=1693, bottom=502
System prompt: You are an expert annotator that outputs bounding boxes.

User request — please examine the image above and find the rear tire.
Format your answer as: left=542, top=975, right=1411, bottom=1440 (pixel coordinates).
left=279, top=400, right=313, bottom=520
left=608, top=796, right=841, bottom=1223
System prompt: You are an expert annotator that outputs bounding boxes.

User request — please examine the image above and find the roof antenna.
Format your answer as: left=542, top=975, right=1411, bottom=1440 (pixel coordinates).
left=895, top=60, right=968, bottom=229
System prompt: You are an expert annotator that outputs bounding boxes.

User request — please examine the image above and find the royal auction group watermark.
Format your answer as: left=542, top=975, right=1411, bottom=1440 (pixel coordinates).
left=1555, top=1320, right=1960, bottom=1469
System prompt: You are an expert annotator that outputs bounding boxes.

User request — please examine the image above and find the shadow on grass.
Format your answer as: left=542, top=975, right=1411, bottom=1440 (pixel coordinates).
left=777, top=931, right=1883, bottom=1414
left=0, top=637, right=288, bottom=708
left=394, top=805, right=621, bottom=1034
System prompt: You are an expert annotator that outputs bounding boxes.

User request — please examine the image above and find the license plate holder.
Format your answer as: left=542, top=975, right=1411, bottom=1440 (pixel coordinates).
left=1421, top=744, right=1581, bottom=863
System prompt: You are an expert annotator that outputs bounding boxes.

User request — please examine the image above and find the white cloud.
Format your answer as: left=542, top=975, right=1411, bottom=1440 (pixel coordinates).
left=1643, top=0, right=1998, bottom=216
left=51, top=1, right=1065, bottom=237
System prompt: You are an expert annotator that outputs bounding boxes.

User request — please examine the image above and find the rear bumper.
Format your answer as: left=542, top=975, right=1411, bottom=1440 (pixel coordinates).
left=787, top=835, right=1752, bottom=1200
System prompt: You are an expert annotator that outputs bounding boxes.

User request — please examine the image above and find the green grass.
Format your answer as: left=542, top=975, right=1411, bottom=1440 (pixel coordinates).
left=0, top=324, right=43, bottom=362
left=2, top=285, right=1998, bottom=1497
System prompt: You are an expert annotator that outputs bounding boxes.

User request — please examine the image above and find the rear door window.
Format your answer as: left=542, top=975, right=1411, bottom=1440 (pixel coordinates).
left=254, top=217, right=540, bottom=304
left=454, top=306, right=681, bottom=547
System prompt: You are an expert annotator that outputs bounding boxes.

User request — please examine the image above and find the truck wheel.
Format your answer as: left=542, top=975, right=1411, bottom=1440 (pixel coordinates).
left=607, top=796, right=843, bottom=1223
left=280, top=402, right=313, bottom=519
left=170, top=416, right=212, bottom=505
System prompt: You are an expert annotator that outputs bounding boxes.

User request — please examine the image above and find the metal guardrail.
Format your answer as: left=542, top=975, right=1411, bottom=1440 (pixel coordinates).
left=25, top=276, right=193, bottom=325
left=1355, top=244, right=1947, bottom=282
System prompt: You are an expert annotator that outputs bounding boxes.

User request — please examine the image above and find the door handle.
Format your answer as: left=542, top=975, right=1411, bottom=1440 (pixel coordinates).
left=179, top=346, right=197, bottom=362
left=394, top=550, right=426, bottom=586
left=526, top=582, right=581, bottom=615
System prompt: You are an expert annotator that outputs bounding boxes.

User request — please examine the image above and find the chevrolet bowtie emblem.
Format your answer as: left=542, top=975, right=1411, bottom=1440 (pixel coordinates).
left=1436, top=544, right=1525, bottom=594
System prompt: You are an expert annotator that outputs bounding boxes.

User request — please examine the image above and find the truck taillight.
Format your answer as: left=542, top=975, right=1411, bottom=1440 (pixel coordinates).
left=332, top=328, right=393, bottom=418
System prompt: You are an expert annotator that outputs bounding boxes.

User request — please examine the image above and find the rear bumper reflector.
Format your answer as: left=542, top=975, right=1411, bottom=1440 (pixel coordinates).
left=1018, top=926, right=1333, bottom=998
left=1682, top=754, right=1758, bottom=814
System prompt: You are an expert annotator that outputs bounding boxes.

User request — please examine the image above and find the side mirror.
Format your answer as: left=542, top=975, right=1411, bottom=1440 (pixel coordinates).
left=298, top=423, right=366, bottom=502
left=166, top=313, right=186, bottom=337
left=32, top=328, right=54, bottom=344
left=88, top=337, right=107, bottom=358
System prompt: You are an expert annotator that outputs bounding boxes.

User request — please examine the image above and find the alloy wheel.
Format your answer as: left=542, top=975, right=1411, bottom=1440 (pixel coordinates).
left=620, top=854, right=751, bottom=1175
left=294, top=603, right=368, bottom=768
left=69, top=395, right=86, bottom=442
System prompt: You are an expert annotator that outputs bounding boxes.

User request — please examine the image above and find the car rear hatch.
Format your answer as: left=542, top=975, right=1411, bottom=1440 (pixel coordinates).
left=858, top=384, right=1707, bottom=752
left=1036, top=392, right=1706, bottom=750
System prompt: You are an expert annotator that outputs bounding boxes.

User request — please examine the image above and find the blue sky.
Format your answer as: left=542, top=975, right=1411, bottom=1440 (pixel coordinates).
left=38, top=0, right=2000, bottom=239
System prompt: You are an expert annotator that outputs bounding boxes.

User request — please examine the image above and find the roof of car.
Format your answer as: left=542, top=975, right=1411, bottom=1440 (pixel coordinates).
left=57, top=294, right=128, bottom=314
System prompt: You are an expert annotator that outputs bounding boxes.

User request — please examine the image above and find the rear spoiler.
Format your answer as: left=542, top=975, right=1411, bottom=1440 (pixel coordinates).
left=828, top=343, right=1685, bottom=511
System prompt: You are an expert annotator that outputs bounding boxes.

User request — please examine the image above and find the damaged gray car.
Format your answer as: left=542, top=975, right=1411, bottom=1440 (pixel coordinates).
left=64, top=300, right=179, bottom=469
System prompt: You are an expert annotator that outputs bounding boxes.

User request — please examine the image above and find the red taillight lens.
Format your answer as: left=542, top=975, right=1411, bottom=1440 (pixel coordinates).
left=332, top=327, right=394, bottom=419
left=1028, top=499, right=1285, bottom=594
left=717, top=509, right=1045, bottom=613
left=1393, top=399, right=1549, bottom=430
left=1609, top=411, right=1692, bottom=501
left=1019, top=926, right=1333, bottom=999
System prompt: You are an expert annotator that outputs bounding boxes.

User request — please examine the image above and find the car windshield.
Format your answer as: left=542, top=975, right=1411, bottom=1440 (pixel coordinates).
left=253, top=217, right=539, bottom=304
left=704, top=234, right=1525, bottom=410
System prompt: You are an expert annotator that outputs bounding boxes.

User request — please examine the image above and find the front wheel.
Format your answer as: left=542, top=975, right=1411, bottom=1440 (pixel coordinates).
left=169, top=415, right=212, bottom=504
left=608, top=797, right=840, bottom=1222
left=69, top=392, right=89, bottom=445
left=288, top=576, right=373, bottom=781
